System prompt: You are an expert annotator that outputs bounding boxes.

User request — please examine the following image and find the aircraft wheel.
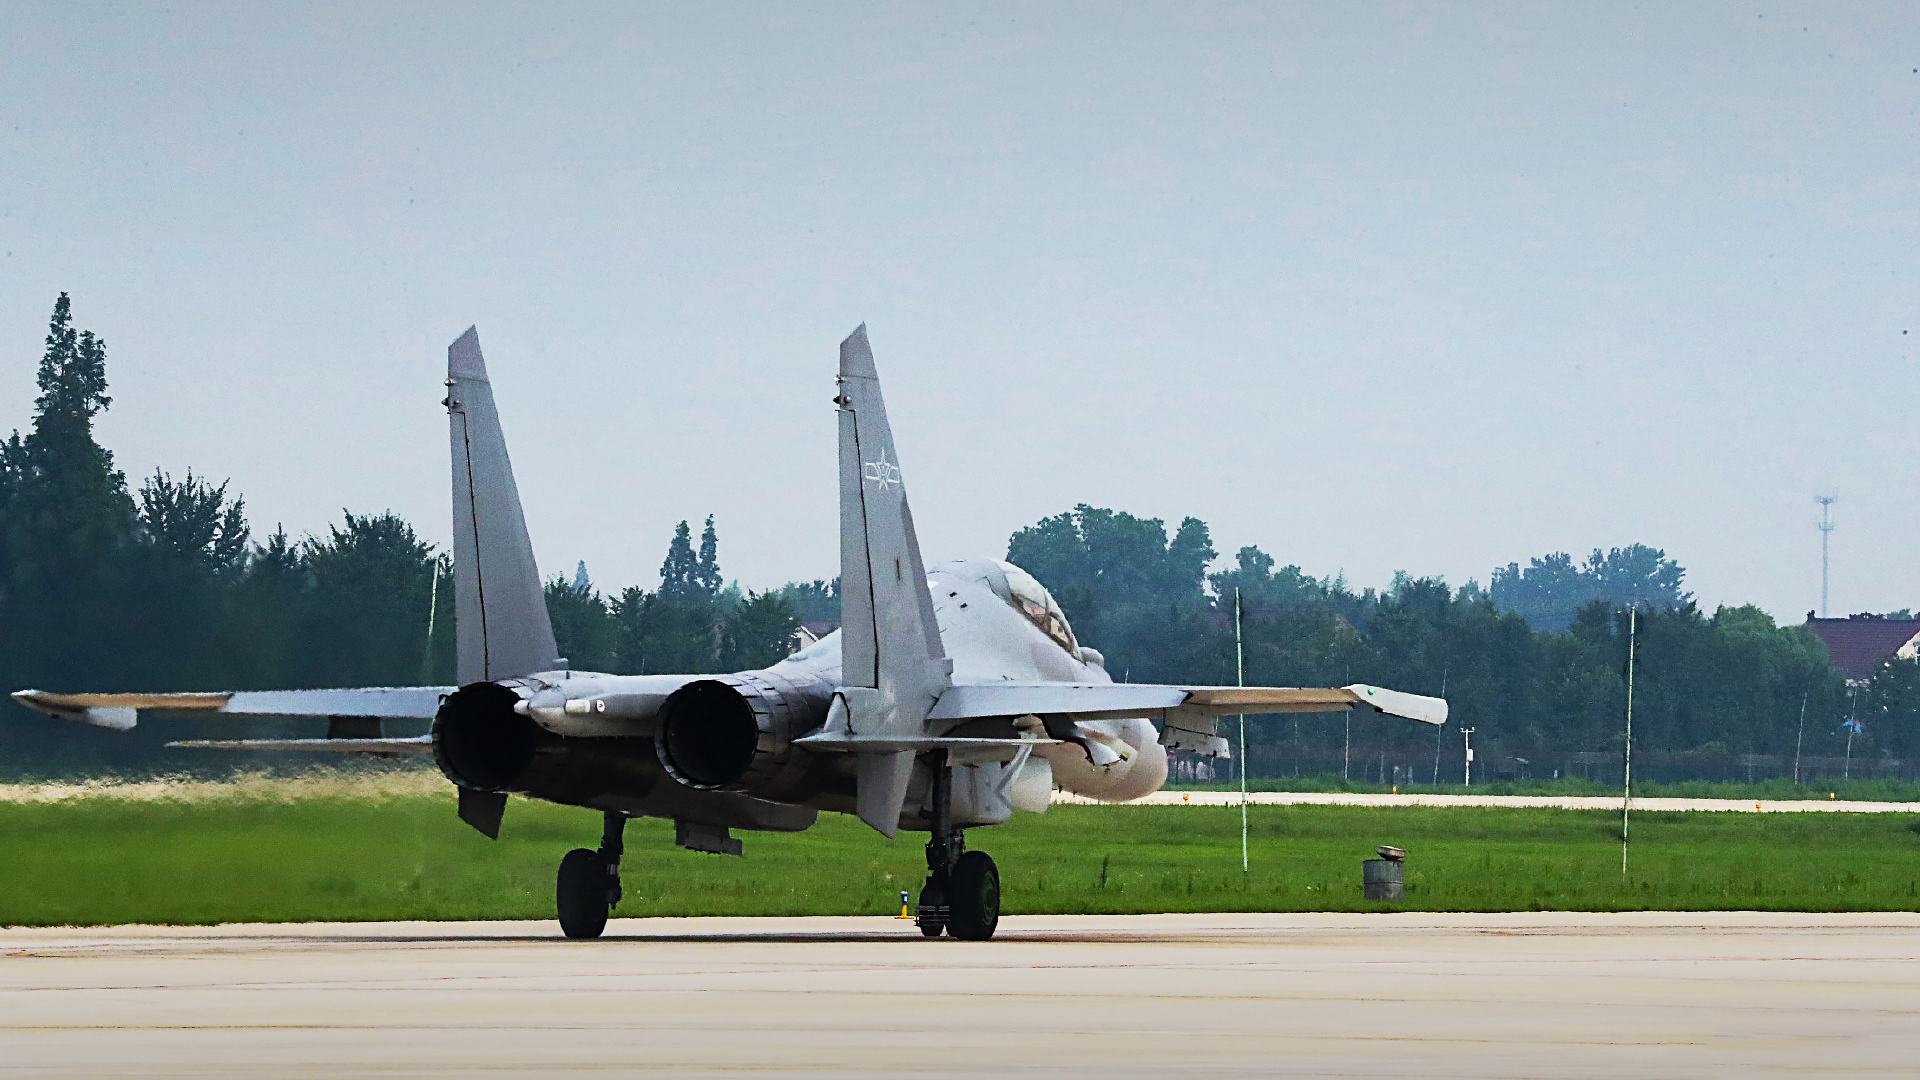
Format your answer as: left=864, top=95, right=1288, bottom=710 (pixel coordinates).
left=916, top=880, right=946, bottom=938
left=946, top=851, right=1000, bottom=941
left=556, top=847, right=611, bottom=939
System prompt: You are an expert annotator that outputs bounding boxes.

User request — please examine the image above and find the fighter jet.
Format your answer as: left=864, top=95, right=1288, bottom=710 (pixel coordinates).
left=15, top=325, right=1446, bottom=941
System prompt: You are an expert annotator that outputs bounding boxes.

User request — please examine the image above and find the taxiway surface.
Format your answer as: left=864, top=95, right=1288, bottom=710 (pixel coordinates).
left=5, top=913, right=1917, bottom=1078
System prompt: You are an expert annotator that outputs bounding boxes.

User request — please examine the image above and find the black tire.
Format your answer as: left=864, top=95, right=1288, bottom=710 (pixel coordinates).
left=946, top=851, right=1000, bottom=941
left=556, top=847, right=610, bottom=940
left=917, top=881, right=946, bottom=937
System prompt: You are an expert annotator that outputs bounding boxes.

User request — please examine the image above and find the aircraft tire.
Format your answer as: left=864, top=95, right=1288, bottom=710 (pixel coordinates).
left=946, top=851, right=1000, bottom=941
left=556, top=847, right=611, bottom=940
left=917, top=881, right=946, bottom=937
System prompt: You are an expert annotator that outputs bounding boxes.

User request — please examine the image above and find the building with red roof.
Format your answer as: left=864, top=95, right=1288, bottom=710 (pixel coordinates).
left=1804, top=613, right=1920, bottom=684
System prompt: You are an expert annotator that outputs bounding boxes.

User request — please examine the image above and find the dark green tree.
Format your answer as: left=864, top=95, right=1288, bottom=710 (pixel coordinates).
left=1491, top=545, right=1690, bottom=632
left=545, top=573, right=616, bottom=674
left=614, top=518, right=726, bottom=674
left=298, top=512, right=441, bottom=686
left=773, top=578, right=840, bottom=625
left=659, top=520, right=699, bottom=599
left=1007, top=505, right=1215, bottom=681
left=695, top=515, right=723, bottom=596
left=138, top=469, right=249, bottom=575
left=720, top=590, right=801, bottom=670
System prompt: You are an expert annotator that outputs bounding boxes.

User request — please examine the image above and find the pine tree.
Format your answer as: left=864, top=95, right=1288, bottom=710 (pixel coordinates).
left=0, top=297, right=148, bottom=774
left=695, top=515, right=723, bottom=596
left=659, top=520, right=698, bottom=599
left=2, top=294, right=135, bottom=565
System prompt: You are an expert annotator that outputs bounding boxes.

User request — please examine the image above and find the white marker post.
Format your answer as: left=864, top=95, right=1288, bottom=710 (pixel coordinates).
left=1622, top=603, right=1637, bottom=877
left=1236, top=587, right=1248, bottom=873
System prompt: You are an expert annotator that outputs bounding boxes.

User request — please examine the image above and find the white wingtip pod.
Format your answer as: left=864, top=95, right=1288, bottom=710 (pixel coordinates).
left=1344, top=684, right=1449, bottom=725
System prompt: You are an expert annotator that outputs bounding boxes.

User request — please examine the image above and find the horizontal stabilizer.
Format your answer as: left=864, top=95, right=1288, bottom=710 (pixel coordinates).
left=927, top=682, right=1447, bottom=726
left=167, top=737, right=435, bottom=754
left=13, top=687, right=452, bottom=729
left=794, top=730, right=1059, bottom=757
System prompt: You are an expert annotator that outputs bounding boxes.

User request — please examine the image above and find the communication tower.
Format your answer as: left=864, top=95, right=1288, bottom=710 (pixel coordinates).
left=1815, top=492, right=1838, bottom=617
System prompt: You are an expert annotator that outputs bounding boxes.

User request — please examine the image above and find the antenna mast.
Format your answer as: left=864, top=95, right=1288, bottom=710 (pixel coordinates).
left=1815, top=491, right=1838, bottom=617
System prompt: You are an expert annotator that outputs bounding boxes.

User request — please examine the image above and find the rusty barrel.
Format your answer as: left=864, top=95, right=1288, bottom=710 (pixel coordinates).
left=1362, top=848, right=1405, bottom=901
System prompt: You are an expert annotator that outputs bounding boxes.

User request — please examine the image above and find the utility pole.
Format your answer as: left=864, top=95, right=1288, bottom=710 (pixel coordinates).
left=1844, top=685, right=1860, bottom=780
left=417, top=561, right=441, bottom=685
left=1236, top=587, right=1247, bottom=873
left=1816, top=492, right=1838, bottom=617
left=1622, top=603, right=1638, bottom=876
left=1432, top=665, right=1447, bottom=787
left=1792, top=689, right=1808, bottom=786
left=1461, top=727, right=1475, bottom=787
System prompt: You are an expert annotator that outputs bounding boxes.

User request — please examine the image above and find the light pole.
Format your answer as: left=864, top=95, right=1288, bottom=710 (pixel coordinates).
left=1792, top=689, right=1808, bottom=786
left=1461, top=726, right=1476, bottom=787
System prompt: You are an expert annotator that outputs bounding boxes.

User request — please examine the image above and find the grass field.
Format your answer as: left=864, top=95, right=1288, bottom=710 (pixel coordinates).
left=4, top=775, right=1920, bottom=926
left=1176, top=774, right=1920, bottom=802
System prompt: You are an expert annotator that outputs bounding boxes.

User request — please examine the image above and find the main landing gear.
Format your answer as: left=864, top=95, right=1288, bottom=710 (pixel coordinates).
left=557, top=811, right=625, bottom=939
left=915, top=749, right=1001, bottom=941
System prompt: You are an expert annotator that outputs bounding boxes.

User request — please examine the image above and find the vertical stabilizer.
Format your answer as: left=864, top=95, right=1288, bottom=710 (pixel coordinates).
left=837, top=325, right=951, bottom=835
left=447, top=327, right=560, bottom=685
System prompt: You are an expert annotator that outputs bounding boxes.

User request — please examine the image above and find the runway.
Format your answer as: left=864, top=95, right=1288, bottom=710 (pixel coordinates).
left=5, top=913, right=1919, bottom=1077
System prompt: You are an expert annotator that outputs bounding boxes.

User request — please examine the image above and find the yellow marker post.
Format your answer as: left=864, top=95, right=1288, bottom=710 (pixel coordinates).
left=896, top=891, right=912, bottom=919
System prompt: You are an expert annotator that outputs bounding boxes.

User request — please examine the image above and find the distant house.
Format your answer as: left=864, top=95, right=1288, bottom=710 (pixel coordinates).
left=793, top=620, right=840, bottom=651
left=1804, top=613, right=1920, bottom=684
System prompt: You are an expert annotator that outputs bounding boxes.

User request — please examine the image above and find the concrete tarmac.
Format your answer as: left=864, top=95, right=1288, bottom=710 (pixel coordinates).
left=5, top=913, right=1919, bottom=1078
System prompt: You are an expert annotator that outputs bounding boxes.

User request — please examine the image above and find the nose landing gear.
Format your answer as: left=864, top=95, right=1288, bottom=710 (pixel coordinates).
left=914, top=750, right=1001, bottom=941
left=557, top=811, right=626, bottom=939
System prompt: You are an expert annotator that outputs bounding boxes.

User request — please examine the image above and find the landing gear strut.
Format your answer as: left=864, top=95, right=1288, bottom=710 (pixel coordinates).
left=915, top=749, right=1000, bottom=941
left=557, top=811, right=625, bottom=939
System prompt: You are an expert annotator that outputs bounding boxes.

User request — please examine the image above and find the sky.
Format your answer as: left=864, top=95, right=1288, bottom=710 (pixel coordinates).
left=1, top=2, right=1915, bottom=621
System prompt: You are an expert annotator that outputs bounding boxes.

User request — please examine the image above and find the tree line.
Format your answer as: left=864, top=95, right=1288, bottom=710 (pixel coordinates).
left=2, top=295, right=1906, bottom=781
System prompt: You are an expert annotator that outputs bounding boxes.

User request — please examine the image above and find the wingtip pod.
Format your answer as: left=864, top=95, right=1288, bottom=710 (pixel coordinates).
left=1344, top=683, right=1449, bottom=725
left=12, top=690, right=138, bottom=730
left=448, top=326, right=488, bottom=382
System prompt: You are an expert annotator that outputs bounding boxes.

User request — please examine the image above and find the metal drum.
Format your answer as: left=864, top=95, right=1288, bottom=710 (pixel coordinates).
left=1363, top=845, right=1406, bottom=901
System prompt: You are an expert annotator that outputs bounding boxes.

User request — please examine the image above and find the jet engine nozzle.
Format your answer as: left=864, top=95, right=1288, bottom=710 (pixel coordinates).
left=433, top=681, right=547, bottom=791
left=656, top=673, right=832, bottom=792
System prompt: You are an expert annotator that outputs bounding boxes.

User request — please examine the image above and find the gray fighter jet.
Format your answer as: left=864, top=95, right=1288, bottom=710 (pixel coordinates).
left=16, top=325, right=1445, bottom=940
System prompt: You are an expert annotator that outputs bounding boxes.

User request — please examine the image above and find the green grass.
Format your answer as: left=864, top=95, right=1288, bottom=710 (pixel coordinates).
left=4, top=787, right=1920, bottom=926
left=1176, top=773, right=1920, bottom=802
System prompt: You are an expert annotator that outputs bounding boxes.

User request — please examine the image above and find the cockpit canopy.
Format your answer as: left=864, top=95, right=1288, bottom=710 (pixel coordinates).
left=989, top=560, right=1079, bottom=654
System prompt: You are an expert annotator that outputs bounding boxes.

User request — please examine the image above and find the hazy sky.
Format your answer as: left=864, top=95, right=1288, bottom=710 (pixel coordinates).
left=2, top=2, right=1914, bottom=621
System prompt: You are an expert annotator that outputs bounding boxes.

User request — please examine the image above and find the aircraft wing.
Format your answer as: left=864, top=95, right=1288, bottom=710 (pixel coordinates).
left=927, top=681, right=1447, bottom=757
left=11, top=687, right=452, bottom=731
